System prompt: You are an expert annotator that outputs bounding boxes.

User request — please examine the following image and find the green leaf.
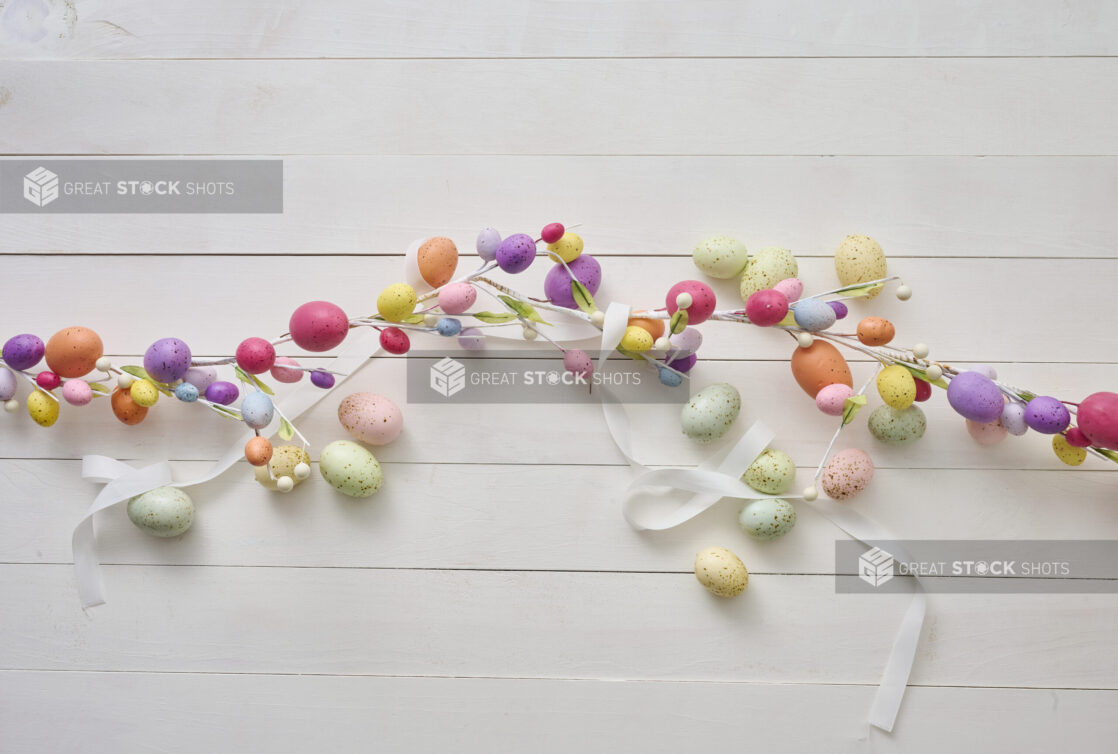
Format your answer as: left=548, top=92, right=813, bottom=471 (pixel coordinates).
left=121, top=365, right=151, bottom=381
left=472, top=311, right=518, bottom=324
left=88, top=382, right=110, bottom=395
left=1017, top=389, right=1037, bottom=402
left=209, top=404, right=242, bottom=422
left=668, top=309, right=688, bottom=335
left=834, top=282, right=884, bottom=298
left=498, top=295, right=550, bottom=325
left=402, top=313, right=427, bottom=324
left=571, top=280, right=597, bottom=314
left=1095, top=448, right=1118, bottom=464
left=234, top=365, right=252, bottom=384
left=279, top=417, right=295, bottom=441
left=841, top=394, right=867, bottom=426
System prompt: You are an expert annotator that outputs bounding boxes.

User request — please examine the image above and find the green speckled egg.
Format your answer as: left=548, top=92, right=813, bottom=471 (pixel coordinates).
left=742, top=449, right=796, bottom=494
left=681, top=383, right=741, bottom=443
left=739, top=498, right=797, bottom=540
left=319, top=440, right=383, bottom=498
left=868, top=404, right=927, bottom=445
left=739, top=246, right=798, bottom=301
left=692, top=236, right=748, bottom=279
left=127, top=486, right=195, bottom=538
left=835, top=235, right=887, bottom=298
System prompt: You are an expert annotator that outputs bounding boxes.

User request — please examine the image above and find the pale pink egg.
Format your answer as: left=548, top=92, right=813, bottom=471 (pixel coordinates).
left=337, top=392, right=403, bottom=446
left=773, top=277, right=803, bottom=302
left=966, top=418, right=1008, bottom=445
left=271, top=356, right=304, bottom=383
left=62, top=379, right=93, bottom=406
left=821, top=449, right=874, bottom=500
left=437, top=282, right=477, bottom=315
left=815, top=383, right=854, bottom=416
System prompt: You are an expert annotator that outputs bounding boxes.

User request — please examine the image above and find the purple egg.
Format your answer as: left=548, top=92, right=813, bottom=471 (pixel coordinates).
left=311, top=369, right=336, bottom=389
left=1024, top=396, right=1071, bottom=434
left=828, top=301, right=849, bottom=319
left=543, top=254, right=602, bottom=308
left=664, top=353, right=697, bottom=373
left=946, top=371, right=1004, bottom=423
left=205, top=380, right=239, bottom=405
left=495, top=233, right=537, bottom=274
left=669, top=328, right=703, bottom=357
left=183, top=366, right=218, bottom=392
left=2, top=333, right=45, bottom=371
left=143, top=337, right=193, bottom=383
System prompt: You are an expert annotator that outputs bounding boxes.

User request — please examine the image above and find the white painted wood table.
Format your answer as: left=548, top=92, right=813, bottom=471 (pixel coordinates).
left=1, top=2, right=1116, bottom=751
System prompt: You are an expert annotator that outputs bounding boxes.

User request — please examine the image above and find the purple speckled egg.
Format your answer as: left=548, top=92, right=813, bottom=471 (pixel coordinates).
left=144, top=338, right=192, bottom=383
left=495, top=233, right=537, bottom=273
left=205, top=380, right=239, bottom=405
left=183, top=366, right=217, bottom=392
left=311, top=370, right=336, bottom=389
left=2, top=333, right=45, bottom=371
left=828, top=301, right=849, bottom=320
left=1024, top=396, right=1071, bottom=434
left=946, top=371, right=1004, bottom=423
left=664, top=353, right=698, bottom=373
left=543, top=254, right=602, bottom=308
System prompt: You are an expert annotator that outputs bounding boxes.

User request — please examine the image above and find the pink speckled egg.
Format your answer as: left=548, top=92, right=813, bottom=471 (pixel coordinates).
left=773, top=278, right=803, bottom=302
left=966, top=417, right=1008, bottom=445
left=815, top=383, right=855, bottom=416
left=563, top=349, right=593, bottom=378
left=438, top=282, right=477, bottom=315
left=62, top=379, right=93, bottom=406
left=821, top=449, right=874, bottom=501
left=289, top=301, right=349, bottom=352
left=337, top=392, right=403, bottom=446
left=665, top=280, right=717, bottom=325
left=270, top=356, right=304, bottom=383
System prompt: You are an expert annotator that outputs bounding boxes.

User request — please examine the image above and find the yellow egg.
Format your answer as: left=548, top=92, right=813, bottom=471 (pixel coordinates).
left=1052, top=434, right=1087, bottom=466
left=876, top=365, right=916, bottom=409
left=27, top=389, right=59, bottom=427
left=377, top=283, right=418, bottom=323
left=835, top=235, right=887, bottom=299
left=130, top=379, right=159, bottom=407
left=619, top=325, right=653, bottom=353
left=546, top=232, right=583, bottom=264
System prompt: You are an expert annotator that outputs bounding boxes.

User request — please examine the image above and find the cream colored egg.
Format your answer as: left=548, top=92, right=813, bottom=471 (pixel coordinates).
left=127, top=486, right=194, bottom=538
left=742, top=449, right=796, bottom=494
left=739, top=246, right=798, bottom=301
left=681, top=383, right=741, bottom=443
left=692, top=236, right=748, bottom=279
left=868, top=404, right=927, bottom=445
left=835, top=235, right=887, bottom=299
left=254, top=444, right=312, bottom=491
left=694, top=546, right=749, bottom=597
left=739, top=498, right=797, bottom=541
left=319, top=440, right=383, bottom=498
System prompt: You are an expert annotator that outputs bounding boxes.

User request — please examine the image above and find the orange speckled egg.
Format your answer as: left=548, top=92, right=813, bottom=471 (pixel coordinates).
left=417, top=236, right=458, bottom=288
left=245, top=436, right=274, bottom=466
left=628, top=317, right=665, bottom=340
left=790, top=341, right=853, bottom=398
left=44, top=326, right=103, bottom=378
left=856, top=317, right=895, bottom=346
left=111, top=386, right=148, bottom=425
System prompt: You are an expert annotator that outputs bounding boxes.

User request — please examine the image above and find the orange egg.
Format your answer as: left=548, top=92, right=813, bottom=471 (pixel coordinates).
left=111, top=387, right=148, bottom=425
left=245, top=436, right=274, bottom=466
left=790, top=341, right=853, bottom=397
left=856, top=317, right=895, bottom=347
left=417, top=236, right=458, bottom=288
left=628, top=317, right=665, bottom=340
left=44, top=326, right=103, bottom=378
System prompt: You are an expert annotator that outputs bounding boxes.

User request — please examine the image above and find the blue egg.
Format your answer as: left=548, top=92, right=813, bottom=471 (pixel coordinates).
left=240, top=390, right=275, bottom=429
left=792, top=298, right=837, bottom=332
left=659, top=367, right=683, bottom=387
left=437, top=317, right=462, bottom=336
left=174, top=383, right=199, bottom=402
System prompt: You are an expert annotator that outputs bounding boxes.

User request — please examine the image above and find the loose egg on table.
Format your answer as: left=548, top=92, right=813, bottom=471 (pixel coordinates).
left=739, top=246, right=798, bottom=300
left=319, top=440, right=384, bottom=498
left=127, top=486, right=195, bottom=537
left=739, top=498, right=796, bottom=541
left=680, top=383, right=741, bottom=443
left=337, top=392, right=403, bottom=446
left=694, top=547, right=749, bottom=597
left=742, top=449, right=796, bottom=494
left=835, top=235, right=887, bottom=298
left=821, top=448, right=874, bottom=500
left=692, top=236, right=748, bottom=279
left=868, top=405, right=927, bottom=445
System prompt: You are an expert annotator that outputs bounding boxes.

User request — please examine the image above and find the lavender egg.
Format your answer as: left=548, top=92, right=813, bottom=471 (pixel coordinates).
left=144, top=337, right=192, bottom=383
left=1001, top=402, right=1029, bottom=435
left=670, top=328, right=703, bottom=357
left=183, top=366, right=217, bottom=392
left=205, top=380, right=239, bottom=405
left=457, top=327, right=486, bottom=351
left=476, top=227, right=502, bottom=261
left=1024, top=396, right=1071, bottom=434
left=2, top=333, right=45, bottom=371
left=946, top=371, right=1004, bottom=423
left=543, top=254, right=602, bottom=308
left=495, top=233, right=537, bottom=273
left=0, top=366, right=17, bottom=401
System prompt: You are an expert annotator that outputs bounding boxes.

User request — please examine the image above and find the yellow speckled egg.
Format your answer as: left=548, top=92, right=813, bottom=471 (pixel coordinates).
left=742, top=449, right=796, bottom=494
left=129, top=379, right=159, bottom=407
left=739, top=246, right=798, bottom=300
left=876, top=365, right=916, bottom=409
left=377, top=283, right=418, bottom=323
left=694, top=546, right=749, bottom=597
left=319, top=440, right=383, bottom=498
left=1052, top=434, right=1087, bottom=466
left=546, top=232, right=583, bottom=264
left=619, top=325, right=653, bottom=353
left=692, top=236, right=748, bottom=279
left=417, top=236, right=458, bottom=288
left=835, top=235, right=887, bottom=298
left=254, top=444, right=311, bottom=490
left=27, top=389, right=59, bottom=427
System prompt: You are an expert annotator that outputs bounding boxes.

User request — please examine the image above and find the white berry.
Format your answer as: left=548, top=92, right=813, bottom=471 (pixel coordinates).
left=590, top=311, right=606, bottom=326
left=802, top=485, right=818, bottom=502
left=522, top=326, right=538, bottom=341
left=117, top=374, right=135, bottom=389
left=424, top=313, right=439, bottom=326
left=95, top=357, right=112, bottom=372
left=293, top=462, right=311, bottom=480
left=652, top=337, right=670, bottom=351
left=796, top=332, right=814, bottom=349
left=925, top=365, right=943, bottom=381
left=675, top=292, right=693, bottom=310
left=912, top=343, right=929, bottom=359
left=4, top=399, right=18, bottom=413
left=895, top=284, right=912, bottom=301
left=276, top=476, right=295, bottom=492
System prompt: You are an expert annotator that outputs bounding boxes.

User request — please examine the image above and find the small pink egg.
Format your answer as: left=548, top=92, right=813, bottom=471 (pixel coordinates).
left=270, top=356, right=304, bottom=383
left=62, top=379, right=93, bottom=406
left=437, top=282, right=477, bottom=315
left=773, top=278, right=803, bottom=302
left=337, top=392, right=403, bottom=446
left=966, top=418, right=1008, bottom=445
left=821, top=449, right=874, bottom=501
left=563, top=349, right=593, bottom=378
left=815, top=383, right=854, bottom=416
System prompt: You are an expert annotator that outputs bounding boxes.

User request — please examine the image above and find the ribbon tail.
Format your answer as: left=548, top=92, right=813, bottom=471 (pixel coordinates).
left=72, top=517, right=106, bottom=609
left=868, top=589, right=927, bottom=732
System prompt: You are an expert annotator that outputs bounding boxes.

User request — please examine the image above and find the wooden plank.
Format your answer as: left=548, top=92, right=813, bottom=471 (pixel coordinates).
left=3, top=460, right=1116, bottom=572
left=3, top=59, right=1118, bottom=155
left=3, top=156, right=1115, bottom=258
left=3, top=0, right=1117, bottom=59
left=2, top=671, right=1115, bottom=753
left=2, top=565, right=1115, bottom=689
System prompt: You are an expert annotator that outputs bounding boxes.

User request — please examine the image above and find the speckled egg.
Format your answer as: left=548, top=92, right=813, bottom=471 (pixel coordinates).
left=27, top=389, right=59, bottom=427
left=856, top=317, right=895, bottom=346
left=62, top=379, right=93, bottom=406
left=244, top=436, right=273, bottom=466
left=738, top=498, right=797, bottom=541
left=476, top=227, right=502, bottom=261
left=868, top=404, right=927, bottom=445
left=1024, top=396, right=1071, bottom=434
left=183, top=366, right=218, bottom=392
left=270, top=357, right=304, bottom=384
left=790, top=341, right=852, bottom=398
left=1000, top=402, right=1029, bottom=436
left=946, top=371, right=1004, bottom=423
left=496, top=233, right=538, bottom=273
left=289, top=300, right=349, bottom=352
left=876, top=365, right=916, bottom=410
left=694, top=546, right=749, bottom=597
left=665, top=280, right=717, bottom=325
left=1077, top=392, right=1118, bottom=450
left=240, top=391, right=275, bottom=430
left=111, top=387, right=148, bottom=425
left=2, top=333, right=45, bottom=371
left=144, top=337, right=193, bottom=383
left=417, top=236, right=458, bottom=288
left=740, top=246, right=798, bottom=301
left=437, top=282, right=478, bottom=315
left=619, top=325, right=654, bottom=353
left=377, top=283, right=418, bottom=323
left=458, top=327, right=485, bottom=350
left=773, top=277, right=803, bottom=302
left=821, top=449, right=874, bottom=500
left=44, top=326, right=103, bottom=378
left=669, top=327, right=703, bottom=357
left=966, top=417, right=1008, bottom=445
left=1052, top=434, right=1087, bottom=466
left=337, top=392, right=403, bottom=446
left=254, top=444, right=312, bottom=490
left=692, top=236, right=748, bottom=279
left=835, top=235, right=887, bottom=298
left=742, top=449, right=796, bottom=494
left=544, top=254, right=602, bottom=308
left=545, top=232, right=583, bottom=264
left=792, top=298, right=837, bottom=332
left=127, top=486, right=194, bottom=538
left=628, top=317, right=666, bottom=340
left=681, top=383, right=741, bottom=443
left=0, top=366, right=17, bottom=401
left=319, top=440, right=384, bottom=498
left=563, top=349, right=593, bottom=378
left=816, top=383, right=855, bottom=416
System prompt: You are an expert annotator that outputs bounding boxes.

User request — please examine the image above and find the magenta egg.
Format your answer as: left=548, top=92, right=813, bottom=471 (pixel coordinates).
left=563, top=349, right=593, bottom=378
left=289, top=301, right=349, bottom=352
left=379, top=327, right=410, bottom=355
left=745, top=289, right=789, bottom=327
left=665, top=281, right=717, bottom=325
left=543, top=254, right=602, bottom=309
left=1064, top=427, right=1092, bottom=448
left=541, top=223, right=565, bottom=244
left=143, top=337, right=192, bottom=383
left=36, top=371, right=61, bottom=390
left=205, top=381, right=239, bottom=405
left=236, top=337, right=276, bottom=374
left=495, top=233, right=537, bottom=273
left=270, top=356, right=304, bottom=383
left=913, top=378, right=932, bottom=402
left=2, top=333, right=45, bottom=371
left=946, top=371, right=1004, bottom=423
left=437, top=282, right=478, bottom=315
left=1023, top=396, right=1071, bottom=435
left=1077, top=392, right=1118, bottom=450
